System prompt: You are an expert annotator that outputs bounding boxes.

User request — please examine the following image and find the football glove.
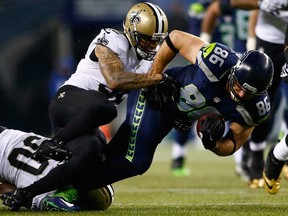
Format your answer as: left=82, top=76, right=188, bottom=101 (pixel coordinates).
left=259, top=0, right=288, bottom=16
left=281, top=63, right=288, bottom=82
left=173, top=116, right=194, bottom=133
left=143, top=74, right=180, bottom=110
left=32, top=139, right=71, bottom=163
left=1, top=189, right=33, bottom=211
left=198, top=115, right=225, bottom=150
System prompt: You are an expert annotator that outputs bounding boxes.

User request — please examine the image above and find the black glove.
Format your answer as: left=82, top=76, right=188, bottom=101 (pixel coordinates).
left=281, top=63, right=288, bottom=82
left=31, top=139, right=71, bottom=163
left=1, top=189, right=33, bottom=211
left=198, top=116, right=225, bottom=149
left=143, top=74, right=180, bottom=110
left=173, top=116, right=194, bottom=132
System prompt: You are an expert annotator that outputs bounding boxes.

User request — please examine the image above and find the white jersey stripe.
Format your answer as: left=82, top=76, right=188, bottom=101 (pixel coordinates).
left=196, top=51, right=219, bottom=82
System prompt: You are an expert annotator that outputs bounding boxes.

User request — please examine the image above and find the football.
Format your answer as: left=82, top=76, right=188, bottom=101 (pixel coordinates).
left=196, top=112, right=224, bottom=138
left=77, top=184, right=114, bottom=211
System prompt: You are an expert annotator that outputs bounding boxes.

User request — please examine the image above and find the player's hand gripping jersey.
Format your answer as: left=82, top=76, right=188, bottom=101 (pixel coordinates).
left=166, top=42, right=271, bottom=126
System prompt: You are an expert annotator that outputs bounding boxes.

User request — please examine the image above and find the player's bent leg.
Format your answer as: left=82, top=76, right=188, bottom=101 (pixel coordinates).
left=263, top=145, right=285, bottom=194
left=248, top=141, right=266, bottom=189
left=171, top=130, right=191, bottom=177
left=171, top=156, right=191, bottom=177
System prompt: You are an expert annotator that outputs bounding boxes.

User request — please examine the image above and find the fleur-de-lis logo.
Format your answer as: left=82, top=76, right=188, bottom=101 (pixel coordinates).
left=97, top=33, right=109, bottom=46
left=130, top=10, right=143, bottom=24
left=58, top=91, right=66, bottom=99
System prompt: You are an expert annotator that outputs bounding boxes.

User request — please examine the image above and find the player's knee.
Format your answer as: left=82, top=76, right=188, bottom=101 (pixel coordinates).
left=133, top=160, right=152, bottom=175
left=90, top=102, right=117, bottom=124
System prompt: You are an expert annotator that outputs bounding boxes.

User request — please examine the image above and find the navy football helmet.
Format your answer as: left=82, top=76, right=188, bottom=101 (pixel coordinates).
left=228, top=50, right=274, bottom=102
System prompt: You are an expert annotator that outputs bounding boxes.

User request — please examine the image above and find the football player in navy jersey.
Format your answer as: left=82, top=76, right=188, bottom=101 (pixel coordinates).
left=1, top=30, right=274, bottom=211
left=216, top=0, right=288, bottom=188
left=99, top=30, right=273, bottom=184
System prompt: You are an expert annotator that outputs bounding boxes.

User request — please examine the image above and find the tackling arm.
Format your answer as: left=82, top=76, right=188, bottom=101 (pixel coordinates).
left=209, top=122, right=254, bottom=156
left=96, top=45, right=163, bottom=91
left=150, top=30, right=208, bottom=74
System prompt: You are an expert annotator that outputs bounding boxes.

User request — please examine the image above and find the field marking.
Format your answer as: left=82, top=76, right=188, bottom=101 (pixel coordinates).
left=113, top=202, right=286, bottom=206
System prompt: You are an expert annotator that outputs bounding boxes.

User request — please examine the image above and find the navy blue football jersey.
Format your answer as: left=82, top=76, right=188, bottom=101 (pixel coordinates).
left=165, top=42, right=271, bottom=127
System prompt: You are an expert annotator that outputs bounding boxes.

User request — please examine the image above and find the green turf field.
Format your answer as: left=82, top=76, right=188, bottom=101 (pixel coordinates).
left=1, top=140, right=288, bottom=216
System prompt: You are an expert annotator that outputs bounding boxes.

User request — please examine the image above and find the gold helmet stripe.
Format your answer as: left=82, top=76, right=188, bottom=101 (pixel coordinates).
left=144, top=2, right=165, bottom=34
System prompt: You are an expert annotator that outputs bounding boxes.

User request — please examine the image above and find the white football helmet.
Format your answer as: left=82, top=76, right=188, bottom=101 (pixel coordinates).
left=124, top=2, right=168, bottom=61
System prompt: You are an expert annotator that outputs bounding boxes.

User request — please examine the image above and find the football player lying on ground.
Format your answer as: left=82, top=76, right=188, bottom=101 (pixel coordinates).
left=0, top=126, right=114, bottom=211
left=1, top=30, right=274, bottom=211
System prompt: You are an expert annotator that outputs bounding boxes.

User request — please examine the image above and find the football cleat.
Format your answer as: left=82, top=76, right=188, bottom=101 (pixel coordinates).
left=263, top=172, right=281, bottom=195
left=248, top=178, right=264, bottom=189
left=263, top=145, right=285, bottom=194
left=41, top=196, right=80, bottom=212
left=40, top=186, right=80, bottom=212
left=171, top=156, right=191, bottom=177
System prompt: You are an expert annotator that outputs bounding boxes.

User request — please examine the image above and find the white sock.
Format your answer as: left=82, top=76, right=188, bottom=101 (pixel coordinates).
left=249, top=140, right=266, bottom=151
left=172, top=142, right=187, bottom=159
left=233, top=146, right=243, bottom=165
left=273, top=134, right=288, bottom=161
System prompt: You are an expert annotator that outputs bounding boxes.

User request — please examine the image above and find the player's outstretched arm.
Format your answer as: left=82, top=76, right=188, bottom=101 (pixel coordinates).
left=150, top=30, right=207, bottom=75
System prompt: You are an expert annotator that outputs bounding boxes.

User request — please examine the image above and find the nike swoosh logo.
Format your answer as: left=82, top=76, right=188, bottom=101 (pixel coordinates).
left=59, top=198, right=75, bottom=207
left=264, top=178, right=273, bottom=190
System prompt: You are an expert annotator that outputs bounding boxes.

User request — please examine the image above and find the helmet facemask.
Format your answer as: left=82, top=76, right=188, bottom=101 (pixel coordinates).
left=132, top=31, right=167, bottom=61
left=228, top=70, right=255, bottom=103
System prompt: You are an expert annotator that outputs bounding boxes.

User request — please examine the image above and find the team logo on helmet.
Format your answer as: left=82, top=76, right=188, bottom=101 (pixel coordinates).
left=130, top=10, right=143, bottom=25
